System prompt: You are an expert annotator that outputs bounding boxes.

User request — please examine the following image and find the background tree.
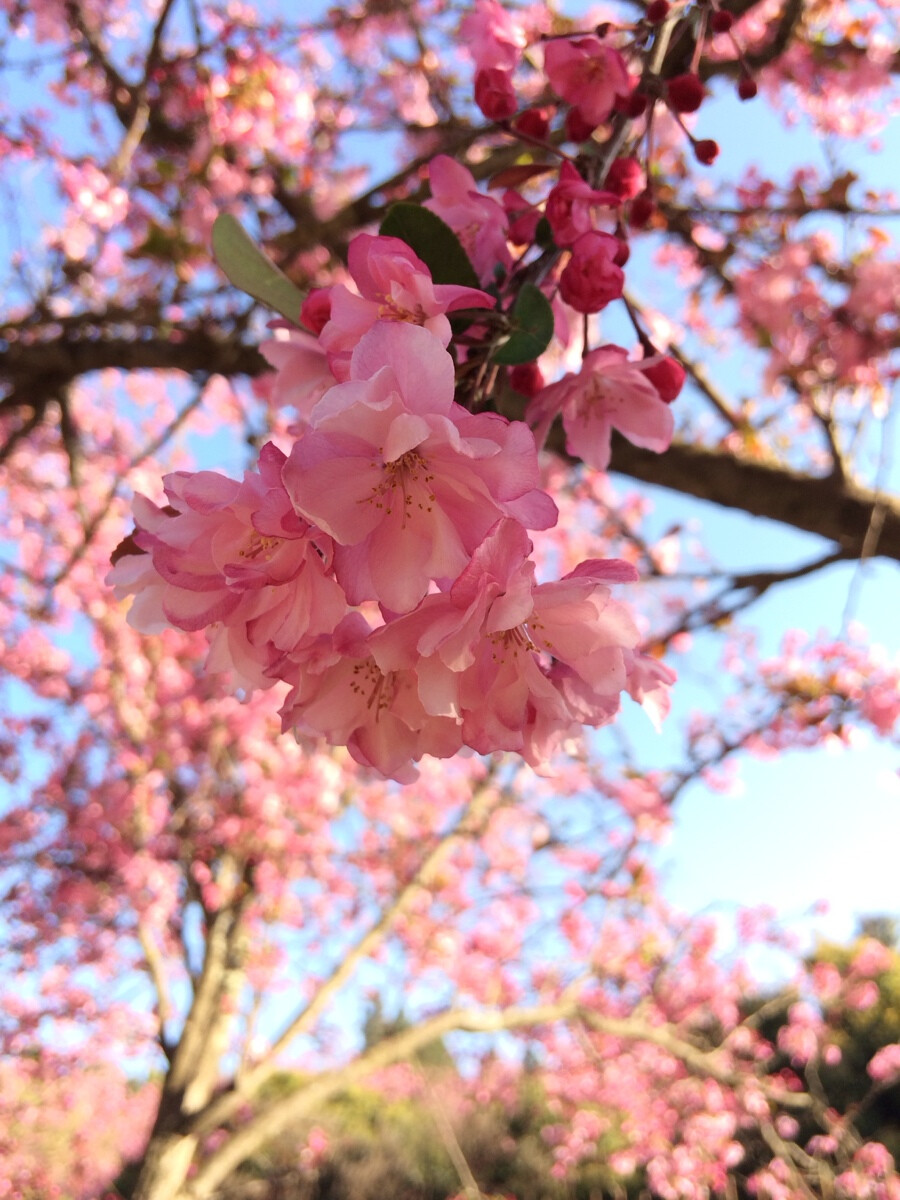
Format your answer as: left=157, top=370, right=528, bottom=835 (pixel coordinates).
left=1, top=1, right=898, bottom=1199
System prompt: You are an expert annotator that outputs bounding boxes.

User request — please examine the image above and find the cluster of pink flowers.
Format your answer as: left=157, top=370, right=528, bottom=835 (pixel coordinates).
left=110, top=231, right=674, bottom=780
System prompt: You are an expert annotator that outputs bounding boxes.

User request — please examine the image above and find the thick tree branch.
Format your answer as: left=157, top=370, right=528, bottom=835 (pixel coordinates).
left=606, top=437, right=900, bottom=563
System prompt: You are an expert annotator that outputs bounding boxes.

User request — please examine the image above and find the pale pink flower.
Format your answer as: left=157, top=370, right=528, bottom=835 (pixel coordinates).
left=279, top=614, right=462, bottom=782
left=424, top=155, right=513, bottom=284
left=320, top=234, right=494, bottom=379
left=543, top=36, right=632, bottom=127
left=283, top=324, right=556, bottom=614
left=259, top=324, right=336, bottom=425
left=459, top=0, right=528, bottom=70
left=528, top=344, right=675, bottom=470
left=108, top=444, right=346, bottom=687
left=371, top=520, right=649, bottom=770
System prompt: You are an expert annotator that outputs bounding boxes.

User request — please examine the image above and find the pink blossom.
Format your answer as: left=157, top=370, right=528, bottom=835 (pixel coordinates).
left=545, top=162, right=620, bottom=247
left=867, top=1043, right=900, bottom=1085
left=543, top=36, right=633, bottom=127
left=259, top=325, right=336, bottom=425
left=283, top=323, right=556, bottom=614
left=320, top=234, right=494, bottom=379
left=370, top=520, right=649, bottom=770
left=528, top=344, right=675, bottom=470
left=424, top=155, right=513, bottom=284
left=459, top=0, right=528, bottom=71
left=108, top=444, right=346, bottom=687
left=559, top=231, right=625, bottom=313
left=852, top=938, right=894, bottom=976
left=279, top=614, right=462, bottom=782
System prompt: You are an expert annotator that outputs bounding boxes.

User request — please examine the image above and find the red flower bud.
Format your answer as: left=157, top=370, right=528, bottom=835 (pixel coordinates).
left=711, top=10, right=733, bottom=32
left=646, top=0, right=670, bottom=21
left=605, top=156, right=645, bottom=200
left=694, top=138, right=719, bottom=165
left=301, top=288, right=331, bottom=335
left=474, top=67, right=518, bottom=122
left=564, top=106, right=596, bottom=143
left=666, top=72, right=705, bottom=114
left=513, top=107, right=551, bottom=140
left=640, top=354, right=686, bottom=402
left=509, top=362, right=545, bottom=396
left=738, top=75, right=758, bottom=101
left=615, top=91, right=649, bottom=118
left=559, top=231, right=625, bottom=313
left=629, top=190, right=655, bottom=228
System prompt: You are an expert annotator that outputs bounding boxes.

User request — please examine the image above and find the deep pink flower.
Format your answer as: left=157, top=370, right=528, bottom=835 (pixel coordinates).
left=543, top=36, right=633, bottom=127
left=283, top=324, right=556, bottom=614
left=528, top=344, right=675, bottom=470
left=320, top=234, right=494, bottom=379
left=558, top=231, right=625, bottom=313
left=424, top=155, right=513, bottom=284
left=545, top=161, right=620, bottom=247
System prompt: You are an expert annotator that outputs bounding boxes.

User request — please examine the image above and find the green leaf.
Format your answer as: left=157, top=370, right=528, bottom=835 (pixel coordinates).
left=379, top=203, right=480, bottom=290
left=493, top=284, right=554, bottom=365
left=211, top=213, right=305, bottom=322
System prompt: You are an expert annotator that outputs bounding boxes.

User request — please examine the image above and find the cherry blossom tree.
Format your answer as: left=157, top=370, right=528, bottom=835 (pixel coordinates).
left=1, top=1, right=899, bottom=1198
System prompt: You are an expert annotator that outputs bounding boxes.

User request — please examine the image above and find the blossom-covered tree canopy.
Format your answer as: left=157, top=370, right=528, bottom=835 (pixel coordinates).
left=0, top=0, right=898, bottom=1198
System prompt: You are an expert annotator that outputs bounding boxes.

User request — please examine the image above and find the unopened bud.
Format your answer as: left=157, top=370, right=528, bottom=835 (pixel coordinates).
left=711, top=10, right=733, bottom=32
left=514, top=107, right=551, bottom=140
left=564, top=106, right=596, bottom=142
left=646, top=0, right=670, bottom=21
left=474, top=67, right=517, bottom=122
left=667, top=72, right=706, bottom=113
left=737, top=75, right=758, bottom=101
left=629, top=190, right=655, bottom=228
left=509, top=362, right=545, bottom=396
left=301, top=288, right=331, bottom=334
left=640, top=355, right=686, bottom=402
left=616, top=90, right=649, bottom=118
left=605, top=156, right=645, bottom=200
left=693, top=138, right=719, bottom=165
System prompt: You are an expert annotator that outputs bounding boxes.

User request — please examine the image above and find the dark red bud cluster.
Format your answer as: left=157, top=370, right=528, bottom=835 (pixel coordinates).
left=667, top=72, right=706, bottom=113
left=711, top=10, right=733, bottom=32
left=646, top=0, right=670, bottom=22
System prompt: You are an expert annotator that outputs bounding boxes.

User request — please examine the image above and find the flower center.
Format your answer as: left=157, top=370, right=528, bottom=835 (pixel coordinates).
left=362, top=449, right=437, bottom=527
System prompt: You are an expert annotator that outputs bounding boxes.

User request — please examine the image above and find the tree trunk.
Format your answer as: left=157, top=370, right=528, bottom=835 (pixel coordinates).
left=131, top=1131, right=200, bottom=1200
